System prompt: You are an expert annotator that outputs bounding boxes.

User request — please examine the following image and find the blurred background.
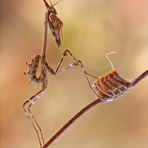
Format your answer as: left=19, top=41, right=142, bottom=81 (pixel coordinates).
left=1, top=0, right=148, bottom=148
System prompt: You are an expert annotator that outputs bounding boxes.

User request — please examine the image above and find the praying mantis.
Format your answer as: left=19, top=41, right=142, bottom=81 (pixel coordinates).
left=23, top=0, right=148, bottom=148
left=23, top=0, right=85, bottom=147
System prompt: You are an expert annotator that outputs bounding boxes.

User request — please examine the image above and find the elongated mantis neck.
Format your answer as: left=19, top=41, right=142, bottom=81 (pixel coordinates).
left=41, top=11, right=49, bottom=61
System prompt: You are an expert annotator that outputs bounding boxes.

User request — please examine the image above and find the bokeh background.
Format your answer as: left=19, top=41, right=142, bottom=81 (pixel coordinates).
left=1, top=0, right=148, bottom=148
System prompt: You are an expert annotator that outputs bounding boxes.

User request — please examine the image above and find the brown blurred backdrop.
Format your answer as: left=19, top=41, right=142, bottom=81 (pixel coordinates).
left=1, top=0, right=148, bottom=148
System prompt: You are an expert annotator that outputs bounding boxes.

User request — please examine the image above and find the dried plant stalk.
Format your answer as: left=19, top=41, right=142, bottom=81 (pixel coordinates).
left=43, top=69, right=148, bottom=148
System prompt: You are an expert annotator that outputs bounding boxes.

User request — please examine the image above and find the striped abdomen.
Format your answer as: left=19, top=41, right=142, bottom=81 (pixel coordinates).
left=92, top=70, right=132, bottom=102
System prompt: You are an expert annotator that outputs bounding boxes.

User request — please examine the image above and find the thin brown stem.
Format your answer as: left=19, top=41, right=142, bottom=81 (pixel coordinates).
left=43, top=69, right=148, bottom=148
left=131, top=70, right=148, bottom=87
left=43, top=98, right=104, bottom=148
